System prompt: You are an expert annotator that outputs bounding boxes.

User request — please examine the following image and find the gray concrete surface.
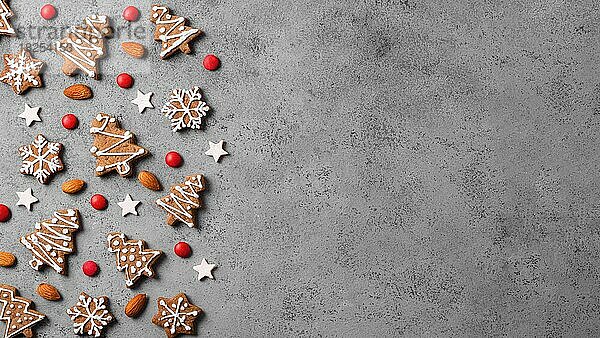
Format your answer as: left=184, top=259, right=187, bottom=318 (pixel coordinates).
left=0, top=0, right=598, bottom=336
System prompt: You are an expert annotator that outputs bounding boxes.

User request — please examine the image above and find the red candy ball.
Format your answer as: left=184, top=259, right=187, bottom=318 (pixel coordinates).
left=61, top=114, right=78, bottom=129
left=122, top=6, right=139, bottom=22
left=116, top=73, right=134, bottom=89
left=165, top=151, right=183, bottom=168
left=82, top=260, right=99, bottom=277
left=40, top=4, right=56, bottom=20
left=174, top=242, right=192, bottom=258
left=203, top=54, right=221, bottom=71
left=90, top=194, right=108, bottom=210
left=0, top=204, right=10, bottom=222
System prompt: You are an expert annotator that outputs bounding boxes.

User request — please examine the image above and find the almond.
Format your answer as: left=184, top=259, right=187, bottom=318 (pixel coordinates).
left=63, top=84, right=93, bottom=100
left=62, top=179, right=86, bottom=194
left=121, top=41, right=145, bottom=59
left=0, top=252, right=15, bottom=267
left=125, top=293, right=147, bottom=318
left=138, top=171, right=161, bottom=191
left=36, top=283, right=61, bottom=301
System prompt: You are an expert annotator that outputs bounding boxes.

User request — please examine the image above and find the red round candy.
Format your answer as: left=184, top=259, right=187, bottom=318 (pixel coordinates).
left=0, top=204, right=10, bottom=222
left=61, top=114, right=78, bottom=129
left=122, top=6, right=139, bottom=22
left=203, top=54, right=221, bottom=71
left=90, top=194, right=108, bottom=210
left=174, top=242, right=192, bottom=258
left=40, top=4, right=56, bottom=20
left=116, top=73, right=134, bottom=89
left=82, top=260, right=99, bottom=277
left=165, top=151, right=183, bottom=168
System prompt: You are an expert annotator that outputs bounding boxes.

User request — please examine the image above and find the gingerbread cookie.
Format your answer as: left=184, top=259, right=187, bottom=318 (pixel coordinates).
left=150, top=5, right=201, bottom=59
left=20, top=209, right=81, bottom=274
left=0, top=284, right=45, bottom=338
left=53, top=14, right=112, bottom=79
left=156, top=174, right=206, bottom=227
left=0, top=0, right=14, bottom=36
left=19, top=134, right=64, bottom=184
left=161, top=86, right=210, bottom=132
left=106, top=232, right=163, bottom=288
left=90, top=113, right=148, bottom=177
left=67, top=292, right=114, bottom=337
left=0, top=48, right=44, bottom=94
left=152, top=293, right=202, bottom=338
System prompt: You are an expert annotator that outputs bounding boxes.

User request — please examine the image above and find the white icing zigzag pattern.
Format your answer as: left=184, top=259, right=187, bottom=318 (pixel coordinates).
left=0, top=285, right=45, bottom=338
left=20, top=209, right=80, bottom=274
left=151, top=5, right=199, bottom=58
left=156, top=175, right=205, bottom=227
left=0, top=0, right=14, bottom=35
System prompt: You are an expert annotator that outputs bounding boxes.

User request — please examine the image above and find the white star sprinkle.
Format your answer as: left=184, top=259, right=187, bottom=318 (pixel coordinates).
left=117, top=194, right=140, bottom=217
left=131, top=90, right=154, bottom=113
left=16, top=188, right=38, bottom=211
left=19, top=104, right=41, bottom=126
left=193, top=258, right=216, bottom=280
left=205, top=140, right=229, bottom=163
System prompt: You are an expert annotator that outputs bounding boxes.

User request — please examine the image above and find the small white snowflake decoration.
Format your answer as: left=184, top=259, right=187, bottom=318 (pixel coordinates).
left=18, top=134, right=64, bottom=184
left=66, top=292, right=114, bottom=337
left=161, top=86, right=210, bottom=132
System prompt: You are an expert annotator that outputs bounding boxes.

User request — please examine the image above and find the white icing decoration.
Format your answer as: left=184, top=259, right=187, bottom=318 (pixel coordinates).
left=106, top=232, right=162, bottom=287
left=0, top=1, right=14, bottom=35
left=18, top=134, right=63, bottom=184
left=161, top=86, right=210, bottom=132
left=0, top=49, right=44, bottom=94
left=54, top=15, right=110, bottom=78
left=89, top=113, right=146, bottom=176
left=20, top=209, right=79, bottom=273
left=158, top=297, right=198, bottom=334
left=0, top=286, right=44, bottom=338
left=156, top=175, right=204, bottom=227
left=151, top=5, right=199, bottom=58
left=66, top=293, right=113, bottom=337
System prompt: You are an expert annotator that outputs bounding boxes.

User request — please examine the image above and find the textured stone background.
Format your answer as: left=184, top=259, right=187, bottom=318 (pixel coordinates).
left=0, top=0, right=598, bottom=336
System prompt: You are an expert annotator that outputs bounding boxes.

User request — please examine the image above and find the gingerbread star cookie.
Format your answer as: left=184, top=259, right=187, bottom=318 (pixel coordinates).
left=152, top=293, right=202, bottom=338
left=149, top=5, right=202, bottom=59
left=106, top=232, right=163, bottom=288
left=20, top=209, right=81, bottom=274
left=53, top=14, right=112, bottom=79
left=0, top=284, right=45, bottom=338
left=156, top=174, right=206, bottom=227
left=67, top=292, right=114, bottom=337
left=18, top=134, right=64, bottom=184
left=0, top=48, right=44, bottom=94
left=0, top=0, right=15, bottom=36
left=89, top=113, right=148, bottom=177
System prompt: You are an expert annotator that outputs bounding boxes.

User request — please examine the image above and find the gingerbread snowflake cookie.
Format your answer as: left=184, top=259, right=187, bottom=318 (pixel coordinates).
left=20, top=209, right=81, bottom=274
left=161, top=86, right=210, bottom=132
left=19, top=134, right=64, bottom=184
left=0, top=0, right=14, bottom=36
left=0, top=48, right=44, bottom=95
left=150, top=5, right=202, bottom=59
left=156, top=174, right=206, bottom=227
left=90, top=113, right=148, bottom=177
left=106, top=232, right=163, bottom=288
left=152, top=293, right=202, bottom=338
left=0, top=284, right=45, bottom=338
left=53, top=14, right=112, bottom=79
left=67, top=292, right=114, bottom=337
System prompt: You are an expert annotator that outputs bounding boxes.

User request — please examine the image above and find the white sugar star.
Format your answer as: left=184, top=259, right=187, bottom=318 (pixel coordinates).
left=131, top=90, right=154, bottom=113
left=193, top=258, right=216, bottom=280
left=117, top=194, right=140, bottom=217
left=19, top=104, right=41, bottom=126
left=205, top=140, right=229, bottom=163
left=16, top=188, right=38, bottom=211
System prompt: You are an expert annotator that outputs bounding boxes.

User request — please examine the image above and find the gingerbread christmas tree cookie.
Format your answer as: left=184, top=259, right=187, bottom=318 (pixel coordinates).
left=18, top=134, right=64, bottom=184
left=152, top=293, right=202, bottom=338
left=0, top=0, right=14, bottom=36
left=0, top=48, right=44, bottom=95
left=90, top=113, right=148, bottom=177
left=150, top=5, right=201, bottom=59
left=0, top=284, right=45, bottom=338
left=156, top=174, right=206, bottom=227
left=67, top=292, right=114, bottom=337
left=106, top=232, right=163, bottom=288
left=20, top=209, right=81, bottom=274
left=53, top=14, right=112, bottom=79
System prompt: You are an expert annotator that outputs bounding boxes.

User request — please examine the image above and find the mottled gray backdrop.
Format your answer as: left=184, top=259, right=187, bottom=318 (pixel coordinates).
left=0, top=0, right=598, bottom=337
